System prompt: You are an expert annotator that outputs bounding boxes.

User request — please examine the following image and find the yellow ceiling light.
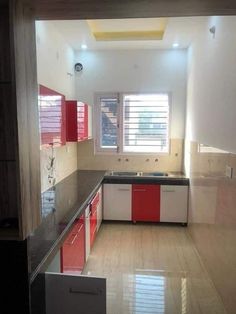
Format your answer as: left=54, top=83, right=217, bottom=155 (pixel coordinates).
left=87, top=18, right=167, bottom=41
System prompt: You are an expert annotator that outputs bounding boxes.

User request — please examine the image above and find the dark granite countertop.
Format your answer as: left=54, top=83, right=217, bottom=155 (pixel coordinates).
left=29, top=170, right=105, bottom=283
left=103, top=172, right=189, bottom=185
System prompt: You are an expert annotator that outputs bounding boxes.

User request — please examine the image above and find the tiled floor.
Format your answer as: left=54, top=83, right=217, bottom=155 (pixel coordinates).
left=83, top=222, right=226, bottom=314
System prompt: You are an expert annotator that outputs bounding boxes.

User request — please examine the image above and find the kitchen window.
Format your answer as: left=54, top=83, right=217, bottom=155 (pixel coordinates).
left=94, top=93, right=170, bottom=154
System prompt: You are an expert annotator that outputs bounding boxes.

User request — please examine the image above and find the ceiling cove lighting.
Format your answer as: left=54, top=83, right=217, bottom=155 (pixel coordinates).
left=92, top=31, right=164, bottom=41
left=81, top=44, right=87, bottom=50
left=172, top=43, right=179, bottom=48
left=87, top=18, right=167, bottom=41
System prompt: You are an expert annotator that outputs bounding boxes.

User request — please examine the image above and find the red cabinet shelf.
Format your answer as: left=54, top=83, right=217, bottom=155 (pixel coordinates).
left=38, top=85, right=66, bottom=148
left=60, top=215, right=85, bottom=274
left=66, top=101, right=88, bottom=142
left=132, top=184, right=160, bottom=222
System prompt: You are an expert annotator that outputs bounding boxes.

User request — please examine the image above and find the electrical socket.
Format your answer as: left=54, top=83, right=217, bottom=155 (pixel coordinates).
left=226, top=165, right=233, bottom=178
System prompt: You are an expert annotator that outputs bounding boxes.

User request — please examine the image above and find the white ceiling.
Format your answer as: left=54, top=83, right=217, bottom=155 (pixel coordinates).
left=51, top=17, right=209, bottom=51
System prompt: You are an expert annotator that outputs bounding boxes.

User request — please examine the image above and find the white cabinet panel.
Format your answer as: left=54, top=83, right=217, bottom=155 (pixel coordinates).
left=97, top=186, right=103, bottom=231
left=45, top=273, right=106, bottom=314
left=85, top=205, right=90, bottom=261
left=103, top=184, right=131, bottom=221
left=160, top=185, right=188, bottom=223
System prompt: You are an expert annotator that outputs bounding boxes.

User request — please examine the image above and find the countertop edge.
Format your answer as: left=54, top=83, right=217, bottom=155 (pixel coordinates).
left=103, top=176, right=189, bottom=185
left=29, top=172, right=105, bottom=283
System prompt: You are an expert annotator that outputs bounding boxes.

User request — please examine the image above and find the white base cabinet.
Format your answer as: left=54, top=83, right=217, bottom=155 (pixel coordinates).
left=160, top=185, right=188, bottom=223
left=45, top=273, right=106, bottom=314
left=103, top=184, right=131, bottom=221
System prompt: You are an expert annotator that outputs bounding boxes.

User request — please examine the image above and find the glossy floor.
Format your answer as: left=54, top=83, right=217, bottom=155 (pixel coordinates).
left=82, top=223, right=226, bottom=314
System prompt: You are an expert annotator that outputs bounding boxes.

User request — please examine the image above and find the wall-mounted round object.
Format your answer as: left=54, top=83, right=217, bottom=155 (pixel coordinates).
left=74, top=63, right=83, bottom=72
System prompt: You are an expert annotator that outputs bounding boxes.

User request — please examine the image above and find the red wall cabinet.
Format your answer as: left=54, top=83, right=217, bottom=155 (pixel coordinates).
left=132, top=184, right=160, bottom=222
left=60, top=214, right=85, bottom=274
left=90, top=192, right=99, bottom=247
left=66, top=101, right=88, bottom=142
left=38, top=85, right=66, bottom=148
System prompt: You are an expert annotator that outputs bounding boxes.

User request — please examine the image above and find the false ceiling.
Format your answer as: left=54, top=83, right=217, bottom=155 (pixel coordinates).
left=49, top=17, right=208, bottom=51
left=87, top=18, right=167, bottom=41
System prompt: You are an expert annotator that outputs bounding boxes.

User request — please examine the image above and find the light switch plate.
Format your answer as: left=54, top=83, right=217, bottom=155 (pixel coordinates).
left=226, top=165, right=233, bottom=178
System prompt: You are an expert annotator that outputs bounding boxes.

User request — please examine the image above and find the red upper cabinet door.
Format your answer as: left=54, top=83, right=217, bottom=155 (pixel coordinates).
left=77, top=102, right=88, bottom=141
left=66, top=100, right=78, bottom=141
left=132, top=184, right=160, bottom=222
left=38, top=85, right=66, bottom=148
left=66, top=101, right=88, bottom=142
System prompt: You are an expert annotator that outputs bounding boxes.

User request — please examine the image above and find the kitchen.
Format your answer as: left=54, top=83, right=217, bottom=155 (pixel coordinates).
left=1, top=2, right=236, bottom=314
left=33, top=16, right=236, bottom=314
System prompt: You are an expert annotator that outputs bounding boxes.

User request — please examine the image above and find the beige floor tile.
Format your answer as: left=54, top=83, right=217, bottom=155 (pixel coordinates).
left=83, top=223, right=226, bottom=314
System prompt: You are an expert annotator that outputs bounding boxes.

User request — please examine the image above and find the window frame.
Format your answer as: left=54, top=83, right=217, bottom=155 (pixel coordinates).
left=94, top=91, right=171, bottom=155
left=94, top=92, right=120, bottom=154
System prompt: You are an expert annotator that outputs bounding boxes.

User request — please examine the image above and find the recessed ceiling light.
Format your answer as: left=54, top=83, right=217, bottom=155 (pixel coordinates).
left=81, top=44, right=87, bottom=50
left=173, top=43, right=179, bottom=48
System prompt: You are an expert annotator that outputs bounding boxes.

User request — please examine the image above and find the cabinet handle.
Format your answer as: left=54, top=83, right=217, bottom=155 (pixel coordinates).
left=162, top=190, right=175, bottom=193
left=92, top=209, right=97, bottom=215
left=118, top=188, right=130, bottom=191
left=67, top=224, right=83, bottom=245
left=77, top=224, right=83, bottom=234
left=67, top=233, right=78, bottom=245
left=69, top=288, right=102, bottom=295
left=92, top=228, right=97, bottom=237
left=133, top=189, right=146, bottom=192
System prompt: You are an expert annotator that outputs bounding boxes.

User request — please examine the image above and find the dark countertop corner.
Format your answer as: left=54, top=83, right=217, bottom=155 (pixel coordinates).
left=29, top=170, right=105, bottom=283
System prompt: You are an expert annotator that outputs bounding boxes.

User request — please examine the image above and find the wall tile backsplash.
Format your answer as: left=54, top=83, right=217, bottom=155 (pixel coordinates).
left=40, top=142, right=78, bottom=192
left=77, top=138, right=184, bottom=173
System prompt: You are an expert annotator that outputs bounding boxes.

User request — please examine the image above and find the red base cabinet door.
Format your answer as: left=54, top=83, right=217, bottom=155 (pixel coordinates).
left=132, top=184, right=160, bottom=222
left=90, top=192, right=99, bottom=247
left=61, top=215, right=85, bottom=274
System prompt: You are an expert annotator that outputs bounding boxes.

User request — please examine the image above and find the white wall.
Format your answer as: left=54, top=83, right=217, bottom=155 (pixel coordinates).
left=186, top=16, right=236, bottom=153
left=36, top=21, right=75, bottom=99
left=75, top=49, right=187, bottom=139
left=36, top=21, right=78, bottom=192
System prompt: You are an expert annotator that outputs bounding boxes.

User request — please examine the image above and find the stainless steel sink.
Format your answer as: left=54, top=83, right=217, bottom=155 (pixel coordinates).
left=141, top=172, right=168, bottom=177
left=108, top=171, right=168, bottom=177
left=110, top=171, right=140, bottom=176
